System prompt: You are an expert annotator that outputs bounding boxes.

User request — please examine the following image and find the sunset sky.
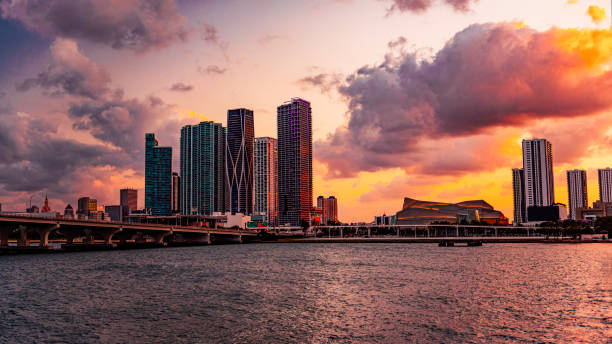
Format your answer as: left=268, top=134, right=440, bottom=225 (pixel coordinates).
left=1, top=0, right=612, bottom=222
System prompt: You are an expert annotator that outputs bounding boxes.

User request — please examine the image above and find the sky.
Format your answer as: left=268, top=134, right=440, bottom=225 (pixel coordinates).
left=1, top=0, right=612, bottom=222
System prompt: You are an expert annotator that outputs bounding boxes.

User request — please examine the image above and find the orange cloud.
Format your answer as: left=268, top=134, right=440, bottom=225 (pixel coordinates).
left=587, top=5, right=606, bottom=23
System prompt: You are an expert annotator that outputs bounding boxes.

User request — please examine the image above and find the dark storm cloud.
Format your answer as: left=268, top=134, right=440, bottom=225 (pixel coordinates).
left=15, top=38, right=111, bottom=99
left=316, top=23, right=612, bottom=177
left=0, top=110, right=127, bottom=194
left=67, top=93, right=176, bottom=158
left=0, top=0, right=191, bottom=52
left=170, top=82, right=194, bottom=92
left=387, top=0, right=476, bottom=13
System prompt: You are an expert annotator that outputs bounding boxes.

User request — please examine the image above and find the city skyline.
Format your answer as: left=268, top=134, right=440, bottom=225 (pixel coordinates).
left=1, top=0, right=612, bottom=222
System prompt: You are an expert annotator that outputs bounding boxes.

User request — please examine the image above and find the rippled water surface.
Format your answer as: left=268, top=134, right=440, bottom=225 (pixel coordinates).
left=1, top=243, right=610, bottom=343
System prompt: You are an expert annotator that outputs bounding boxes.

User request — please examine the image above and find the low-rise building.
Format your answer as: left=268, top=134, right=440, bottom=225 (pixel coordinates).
left=374, top=214, right=397, bottom=225
left=576, top=201, right=612, bottom=222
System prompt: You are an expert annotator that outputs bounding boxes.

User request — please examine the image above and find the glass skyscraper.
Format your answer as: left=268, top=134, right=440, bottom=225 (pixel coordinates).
left=254, top=137, right=278, bottom=226
left=180, top=122, right=226, bottom=215
left=145, top=133, right=172, bottom=216
left=226, top=108, right=254, bottom=215
left=512, top=168, right=525, bottom=224
left=277, top=98, right=312, bottom=226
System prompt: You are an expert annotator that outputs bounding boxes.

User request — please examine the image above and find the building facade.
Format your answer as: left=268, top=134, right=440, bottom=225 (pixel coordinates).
left=77, top=197, right=89, bottom=216
left=522, top=139, right=554, bottom=219
left=171, top=172, right=180, bottom=214
left=145, top=133, right=172, bottom=216
left=226, top=108, right=254, bottom=215
left=317, top=196, right=338, bottom=225
left=325, top=196, right=338, bottom=224
left=567, top=169, right=588, bottom=220
left=598, top=168, right=612, bottom=203
left=105, top=205, right=130, bottom=222
left=119, top=188, right=137, bottom=212
left=254, top=137, right=278, bottom=226
left=277, top=98, right=313, bottom=226
left=180, top=122, right=226, bottom=215
left=512, top=168, right=525, bottom=224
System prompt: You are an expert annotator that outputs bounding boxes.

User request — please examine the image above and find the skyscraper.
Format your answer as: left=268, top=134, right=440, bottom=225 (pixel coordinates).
left=522, top=139, right=554, bottom=218
left=512, top=168, right=525, bottom=224
left=316, top=196, right=339, bottom=225
left=598, top=168, right=612, bottom=202
left=254, top=137, right=278, bottom=226
left=77, top=197, right=89, bottom=216
left=567, top=169, right=588, bottom=220
left=277, top=98, right=312, bottom=226
left=317, top=196, right=326, bottom=223
left=325, top=196, right=338, bottom=224
left=180, top=122, right=226, bottom=215
left=172, top=172, right=180, bottom=214
left=226, top=108, right=254, bottom=215
left=120, top=188, right=138, bottom=212
left=145, top=133, right=172, bottom=216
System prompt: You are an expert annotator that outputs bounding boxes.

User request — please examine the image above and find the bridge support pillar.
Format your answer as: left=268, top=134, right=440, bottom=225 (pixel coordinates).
left=83, top=229, right=96, bottom=244
left=17, top=225, right=29, bottom=247
left=102, top=228, right=122, bottom=245
left=368, top=228, right=371, bottom=237
left=135, top=233, right=147, bottom=244
left=340, top=228, right=343, bottom=238
left=456, top=226, right=459, bottom=237
left=35, top=225, right=59, bottom=248
left=151, top=231, right=172, bottom=245
left=495, top=228, right=498, bottom=237
left=0, top=226, right=10, bottom=248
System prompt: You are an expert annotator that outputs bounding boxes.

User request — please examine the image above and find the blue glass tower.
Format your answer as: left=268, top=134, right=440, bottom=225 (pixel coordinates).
left=145, top=133, right=172, bottom=216
left=180, top=122, right=226, bottom=215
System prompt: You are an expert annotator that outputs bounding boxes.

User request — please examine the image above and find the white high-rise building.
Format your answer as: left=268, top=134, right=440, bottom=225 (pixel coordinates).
left=512, top=168, right=525, bottom=224
left=566, top=169, right=588, bottom=220
left=522, top=139, right=555, bottom=218
left=599, top=168, right=612, bottom=203
left=254, top=137, right=278, bottom=226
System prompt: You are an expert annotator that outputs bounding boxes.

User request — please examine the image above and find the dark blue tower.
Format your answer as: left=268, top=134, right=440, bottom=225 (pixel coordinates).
left=226, top=108, right=254, bottom=215
left=145, top=133, right=172, bottom=216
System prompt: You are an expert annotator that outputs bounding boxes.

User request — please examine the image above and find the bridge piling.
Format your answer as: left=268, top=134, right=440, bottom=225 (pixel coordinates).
left=0, top=226, right=11, bottom=248
left=17, top=225, right=29, bottom=247
left=35, top=225, right=59, bottom=248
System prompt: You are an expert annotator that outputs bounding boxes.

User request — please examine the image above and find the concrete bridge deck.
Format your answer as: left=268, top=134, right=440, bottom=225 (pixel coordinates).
left=0, top=215, right=258, bottom=249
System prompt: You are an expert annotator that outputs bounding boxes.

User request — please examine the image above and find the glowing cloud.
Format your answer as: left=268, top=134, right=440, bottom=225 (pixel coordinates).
left=587, top=5, right=606, bottom=23
left=316, top=23, right=612, bottom=178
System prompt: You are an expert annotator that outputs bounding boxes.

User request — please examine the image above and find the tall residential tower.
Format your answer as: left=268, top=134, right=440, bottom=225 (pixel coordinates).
left=145, top=133, right=172, bottom=216
left=180, top=122, right=226, bottom=215
left=277, top=98, right=312, bottom=226
left=522, top=138, right=554, bottom=218
left=226, top=108, right=254, bottom=215
left=254, top=137, right=278, bottom=226
left=512, top=168, right=525, bottom=224
left=598, top=168, right=612, bottom=203
left=567, top=169, right=588, bottom=220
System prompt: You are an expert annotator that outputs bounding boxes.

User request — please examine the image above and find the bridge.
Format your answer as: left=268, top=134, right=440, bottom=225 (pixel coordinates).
left=301, top=223, right=600, bottom=243
left=0, top=215, right=259, bottom=250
